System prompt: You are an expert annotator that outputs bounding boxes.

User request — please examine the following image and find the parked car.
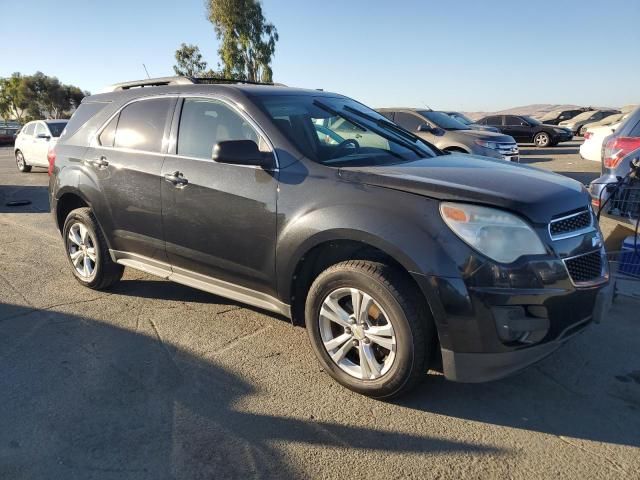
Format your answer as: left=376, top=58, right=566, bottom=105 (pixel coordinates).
left=559, top=109, right=620, bottom=136
left=538, top=109, right=586, bottom=126
left=476, top=114, right=573, bottom=147
left=579, top=123, right=620, bottom=162
left=589, top=107, right=640, bottom=229
left=50, top=76, right=610, bottom=398
left=378, top=108, right=519, bottom=161
left=0, top=125, right=20, bottom=145
left=441, top=111, right=499, bottom=132
left=14, top=119, right=68, bottom=172
left=579, top=112, right=628, bottom=136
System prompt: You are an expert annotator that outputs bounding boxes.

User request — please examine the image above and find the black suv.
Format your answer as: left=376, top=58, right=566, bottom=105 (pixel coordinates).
left=476, top=114, right=574, bottom=147
left=50, top=77, right=610, bottom=398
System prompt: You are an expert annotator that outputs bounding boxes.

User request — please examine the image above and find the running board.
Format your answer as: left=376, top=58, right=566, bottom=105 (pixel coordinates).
left=110, top=250, right=291, bottom=318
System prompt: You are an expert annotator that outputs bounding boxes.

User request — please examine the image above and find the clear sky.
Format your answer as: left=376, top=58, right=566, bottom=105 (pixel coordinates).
left=1, top=0, right=638, bottom=111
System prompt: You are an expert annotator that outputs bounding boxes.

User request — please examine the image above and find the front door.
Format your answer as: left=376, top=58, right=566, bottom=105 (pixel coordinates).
left=32, top=123, right=51, bottom=166
left=86, top=96, right=177, bottom=262
left=161, top=97, right=278, bottom=295
left=502, top=116, right=530, bottom=141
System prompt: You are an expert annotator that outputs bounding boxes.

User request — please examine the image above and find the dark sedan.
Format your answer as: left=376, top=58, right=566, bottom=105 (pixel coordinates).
left=476, top=114, right=574, bottom=147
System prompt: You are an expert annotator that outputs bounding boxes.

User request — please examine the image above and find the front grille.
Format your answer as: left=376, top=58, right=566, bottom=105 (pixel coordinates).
left=496, top=143, right=519, bottom=156
left=564, top=250, right=603, bottom=284
left=549, top=210, right=592, bottom=238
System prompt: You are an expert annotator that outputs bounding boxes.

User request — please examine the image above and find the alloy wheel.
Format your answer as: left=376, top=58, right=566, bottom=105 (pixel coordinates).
left=16, top=152, right=25, bottom=170
left=67, top=222, right=97, bottom=278
left=535, top=133, right=549, bottom=147
left=318, top=287, right=396, bottom=380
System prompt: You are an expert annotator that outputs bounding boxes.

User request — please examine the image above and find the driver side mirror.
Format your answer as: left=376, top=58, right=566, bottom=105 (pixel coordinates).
left=417, top=124, right=446, bottom=136
left=212, top=140, right=270, bottom=167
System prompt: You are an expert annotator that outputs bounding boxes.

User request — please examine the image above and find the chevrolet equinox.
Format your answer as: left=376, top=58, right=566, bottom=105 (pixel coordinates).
left=49, top=77, right=611, bottom=398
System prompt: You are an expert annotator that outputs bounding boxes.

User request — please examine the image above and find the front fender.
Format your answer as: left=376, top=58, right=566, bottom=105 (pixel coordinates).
left=275, top=188, right=462, bottom=302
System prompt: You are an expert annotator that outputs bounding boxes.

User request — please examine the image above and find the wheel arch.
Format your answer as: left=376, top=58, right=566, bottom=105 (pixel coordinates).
left=282, top=230, right=429, bottom=327
left=55, top=189, right=93, bottom=232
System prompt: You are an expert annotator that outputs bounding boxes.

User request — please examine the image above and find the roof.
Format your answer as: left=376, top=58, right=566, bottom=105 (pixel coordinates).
left=87, top=77, right=337, bottom=104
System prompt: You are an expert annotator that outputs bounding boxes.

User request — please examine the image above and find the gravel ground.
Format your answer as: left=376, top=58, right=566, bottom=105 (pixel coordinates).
left=0, top=141, right=638, bottom=480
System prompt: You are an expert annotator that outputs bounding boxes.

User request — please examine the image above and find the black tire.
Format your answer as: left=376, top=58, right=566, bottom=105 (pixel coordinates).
left=305, top=260, right=434, bottom=399
left=62, top=207, right=123, bottom=289
left=533, top=132, right=550, bottom=148
left=15, top=150, right=31, bottom=173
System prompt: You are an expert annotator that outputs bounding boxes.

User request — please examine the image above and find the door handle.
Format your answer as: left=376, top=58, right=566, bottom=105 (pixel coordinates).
left=164, top=171, right=189, bottom=187
left=86, top=156, right=109, bottom=168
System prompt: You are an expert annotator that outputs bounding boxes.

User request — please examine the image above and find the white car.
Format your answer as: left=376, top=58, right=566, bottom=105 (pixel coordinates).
left=14, top=120, right=68, bottom=172
left=579, top=122, right=619, bottom=162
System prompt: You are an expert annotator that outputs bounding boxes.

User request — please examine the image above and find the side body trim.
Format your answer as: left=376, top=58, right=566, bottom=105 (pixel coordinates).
left=110, top=250, right=291, bottom=318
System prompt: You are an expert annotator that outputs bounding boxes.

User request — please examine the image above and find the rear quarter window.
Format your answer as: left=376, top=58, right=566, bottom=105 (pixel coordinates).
left=60, top=102, right=108, bottom=140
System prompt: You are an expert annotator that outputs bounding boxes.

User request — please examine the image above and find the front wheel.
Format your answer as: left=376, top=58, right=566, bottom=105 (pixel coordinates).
left=63, top=207, right=123, bottom=289
left=305, top=260, right=433, bottom=399
left=533, top=132, right=551, bottom=148
left=15, top=150, right=31, bottom=173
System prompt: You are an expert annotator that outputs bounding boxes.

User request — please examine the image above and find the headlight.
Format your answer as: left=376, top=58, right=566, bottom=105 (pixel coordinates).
left=474, top=139, right=499, bottom=150
left=439, top=202, right=546, bottom=263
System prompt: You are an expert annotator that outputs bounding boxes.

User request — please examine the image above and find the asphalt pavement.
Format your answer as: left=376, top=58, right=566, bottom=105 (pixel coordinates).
left=1, top=142, right=638, bottom=479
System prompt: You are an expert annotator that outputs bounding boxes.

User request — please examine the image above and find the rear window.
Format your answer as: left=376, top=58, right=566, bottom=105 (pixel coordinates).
left=60, top=102, right=107, bottom=139
left=47, top=122, right=67, bottom=137
left=114, top=98, right=173, bottom=152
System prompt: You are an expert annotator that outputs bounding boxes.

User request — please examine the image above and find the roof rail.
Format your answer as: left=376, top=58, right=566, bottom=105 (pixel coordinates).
left=102, top=76, right=286, bottom=92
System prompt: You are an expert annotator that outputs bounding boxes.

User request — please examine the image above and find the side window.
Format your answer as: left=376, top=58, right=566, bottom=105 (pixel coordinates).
left=99, top=114, right=118, bottom=147
left=177, top=98, right=262, bottom=159
left=505, top=116, right=524, bottom=126
left=24, top=123, right=35, bottom=136
left=35, top=123, right=48, bottom=137
left=394, top=112, right=423, bottom=132
left=114, top=98, right=173, bottom=152
left=379, top=111, right=394, bottom=121
left=485, top=116, right=502, bottom=126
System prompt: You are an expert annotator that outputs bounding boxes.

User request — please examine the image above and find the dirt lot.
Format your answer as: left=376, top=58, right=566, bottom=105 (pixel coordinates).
left=1, top=141, right=639, bottom=479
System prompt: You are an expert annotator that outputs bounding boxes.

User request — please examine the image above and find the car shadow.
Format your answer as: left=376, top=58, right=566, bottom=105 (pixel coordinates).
left=559, top=171, right=600, bottom=185
left=0, top=185, right=50, bottom=213
left=0, top=302, right=499, bottom=478
left=397, top=293, right=640, bottom=449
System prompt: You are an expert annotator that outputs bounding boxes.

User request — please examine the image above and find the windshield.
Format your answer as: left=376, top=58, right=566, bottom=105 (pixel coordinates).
left=522, top=116, right=541, bottom=126
left=571, top=111, right=596, bottom=122
left=254, top=95, right=438, bottom=166
left=47, top=121, right=67, bottom=137
left=446, top=112, right=474, bottom=125
left=418, top=111, right=468, bottom=130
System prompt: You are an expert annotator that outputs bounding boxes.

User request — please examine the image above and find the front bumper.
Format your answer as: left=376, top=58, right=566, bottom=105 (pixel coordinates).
left=411, top=220, right=609, bottom=383
left=553, top=132, right=574, bottom=143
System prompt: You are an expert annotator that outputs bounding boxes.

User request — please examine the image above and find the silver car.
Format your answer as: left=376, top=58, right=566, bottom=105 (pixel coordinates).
left=378, top=108, right=519, bottom=161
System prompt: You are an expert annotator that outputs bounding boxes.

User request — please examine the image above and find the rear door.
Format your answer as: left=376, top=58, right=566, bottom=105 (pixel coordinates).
left=88, top=96, right=177, bottom=262
left=19, top=123, right=35, bottom=161
left=160, top=96, right=278, bottom=295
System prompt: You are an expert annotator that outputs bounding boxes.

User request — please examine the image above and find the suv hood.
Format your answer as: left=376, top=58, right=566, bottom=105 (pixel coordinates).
left=339, top=154, right=589, bottom=224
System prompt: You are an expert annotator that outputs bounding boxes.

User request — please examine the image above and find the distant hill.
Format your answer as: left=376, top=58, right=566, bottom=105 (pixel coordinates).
left=464, top=104, right=617, bottom=121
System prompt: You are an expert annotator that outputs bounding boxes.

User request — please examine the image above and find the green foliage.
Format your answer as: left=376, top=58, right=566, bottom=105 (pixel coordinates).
left=206, top=0, right=279, bottom=82
left=0, top=72, right=89, bottom=122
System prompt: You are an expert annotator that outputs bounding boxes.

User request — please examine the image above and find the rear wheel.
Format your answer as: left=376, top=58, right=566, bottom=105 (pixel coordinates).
left=15, top=150, right=31, bottom=173
left=63, top=207, right=123, bottom=289
left=533, top=132, right=550, bottom=148
left=305, top=260, right=433, bottom=399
